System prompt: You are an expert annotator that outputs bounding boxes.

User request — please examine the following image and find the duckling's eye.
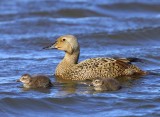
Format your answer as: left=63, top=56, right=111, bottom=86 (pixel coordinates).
left=62, top=39, right=66, bottom=41
left=22, top=78, right=25, bottom=80
left=95, top=80, right=99, bottom=83
left=22, top=77, right=27, bottom=80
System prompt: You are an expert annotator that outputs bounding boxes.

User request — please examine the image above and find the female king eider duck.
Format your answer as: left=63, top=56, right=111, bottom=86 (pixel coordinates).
left=44, top=35, right=146, bottom=81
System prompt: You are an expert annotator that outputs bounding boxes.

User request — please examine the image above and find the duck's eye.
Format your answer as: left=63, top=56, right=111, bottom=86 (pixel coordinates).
left=62, top=39, right=66, bottom=41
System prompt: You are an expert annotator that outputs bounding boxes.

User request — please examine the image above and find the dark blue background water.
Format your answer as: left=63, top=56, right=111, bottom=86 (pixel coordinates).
left=0, top=0, right=160, bottom=116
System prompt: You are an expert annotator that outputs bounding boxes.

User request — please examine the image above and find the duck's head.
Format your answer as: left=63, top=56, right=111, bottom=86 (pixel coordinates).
left=17, top=74, right=32, bottom=84
left=44, top=35, right=79, bottom=54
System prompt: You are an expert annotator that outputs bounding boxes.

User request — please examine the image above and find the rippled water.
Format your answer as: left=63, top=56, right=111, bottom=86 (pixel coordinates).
left=0, top=0, right=160, bottom=116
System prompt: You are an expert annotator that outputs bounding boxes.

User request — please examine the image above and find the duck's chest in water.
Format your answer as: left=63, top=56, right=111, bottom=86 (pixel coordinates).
left=55, top=62, right=75, bottom=76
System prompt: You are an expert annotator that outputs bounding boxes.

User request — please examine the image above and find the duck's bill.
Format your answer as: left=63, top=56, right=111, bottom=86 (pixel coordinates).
left=16, top=79, right=20, bottom=82
left=43, top=44, right=56, bottom=49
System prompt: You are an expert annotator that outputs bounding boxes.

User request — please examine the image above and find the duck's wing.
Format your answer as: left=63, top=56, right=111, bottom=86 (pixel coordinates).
left=113, top=57, right=143, bottom=63
left=65, top=57, right=142, bottom=80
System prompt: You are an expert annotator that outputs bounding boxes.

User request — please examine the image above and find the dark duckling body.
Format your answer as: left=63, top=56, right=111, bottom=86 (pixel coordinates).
left=17, top=74, right=52, bottom=88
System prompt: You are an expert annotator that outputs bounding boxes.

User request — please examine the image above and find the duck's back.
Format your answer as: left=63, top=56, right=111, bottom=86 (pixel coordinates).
left=61, top=58, right=145, bottom=80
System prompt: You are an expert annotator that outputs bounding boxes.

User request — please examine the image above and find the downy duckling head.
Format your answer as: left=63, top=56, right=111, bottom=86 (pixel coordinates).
left=92, top=79, right=103, bottom=87
left=17, top=74, right=32, bottom=84
left=44, top=35, right=79, bottom=54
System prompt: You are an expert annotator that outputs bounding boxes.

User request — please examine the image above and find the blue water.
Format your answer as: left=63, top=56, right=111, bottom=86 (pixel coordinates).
left=0, top=0, right=160, bottom=117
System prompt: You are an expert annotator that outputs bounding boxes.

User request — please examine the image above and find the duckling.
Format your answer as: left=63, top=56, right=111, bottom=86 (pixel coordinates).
left=17, top=74, right=52, bottom=88
left=92, top=78, right=121, bottom=91
left=44, top=35, right=146, bottom=81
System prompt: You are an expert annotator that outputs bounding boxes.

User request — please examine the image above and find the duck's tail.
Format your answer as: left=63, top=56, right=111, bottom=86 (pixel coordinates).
left=138, top=70, right=148, bottom=76
left=124, top=64, right=147, bottom=76
left=126, top=57, right=143, bottom=63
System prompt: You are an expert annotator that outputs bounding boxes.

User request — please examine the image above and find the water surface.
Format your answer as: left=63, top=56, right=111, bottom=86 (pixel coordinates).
left=0, top=0, right=160, bottom=117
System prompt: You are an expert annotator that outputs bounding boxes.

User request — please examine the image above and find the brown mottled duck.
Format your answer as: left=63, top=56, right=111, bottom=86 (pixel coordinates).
left=44, top=35, right=146, bottom=81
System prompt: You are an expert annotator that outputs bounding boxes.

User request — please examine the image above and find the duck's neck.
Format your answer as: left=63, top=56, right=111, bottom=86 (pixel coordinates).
left=55, top=50, right=80, bottom=76
left=63, top=51, right=79, bottom=64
